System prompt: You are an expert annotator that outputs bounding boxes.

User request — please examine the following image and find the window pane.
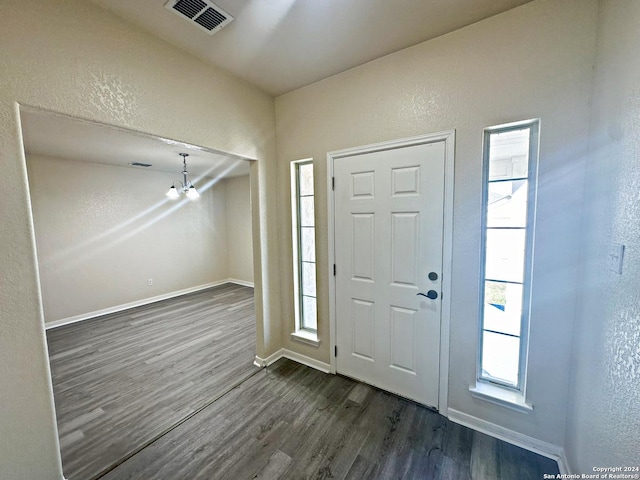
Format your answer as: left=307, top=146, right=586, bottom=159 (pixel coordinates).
left=485, top=229, right=526, bottom=283
left=300, top=197, right=314, bottom=227
left=299, top=163, right=314, bottom=196
left=302, top=296, right=317, bottom=330
left=483, top=281, right=523, bottom=336
left=293, top=160, right=317, bottom=334
left=300, top=227, right=315, bottom=262
left=481, top=331, right=520, bottom=386
left=487, top=180, right=528, bottom=228
left=488, top=128, right=530, bottom=180
left=301, top=261, right=316, bottom=297
left=481, top=121, right=537, bottom=392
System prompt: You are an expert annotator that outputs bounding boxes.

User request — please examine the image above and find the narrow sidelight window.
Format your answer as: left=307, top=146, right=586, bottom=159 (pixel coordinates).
left=479, top=120, right=539, bottom=391
left=291, top=160, right=317, bottom=332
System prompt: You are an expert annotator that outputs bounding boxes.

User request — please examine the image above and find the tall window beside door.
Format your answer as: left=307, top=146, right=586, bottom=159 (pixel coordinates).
left=291, top=159, right=318, bottom=337
left=479, top=120, right=539, bottom=392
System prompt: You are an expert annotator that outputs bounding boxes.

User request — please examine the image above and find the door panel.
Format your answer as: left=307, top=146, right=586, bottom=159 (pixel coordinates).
left=391, top=212, right=419, bottom=287
left=334, top=141, right=445, bottom=408
left=390, top=305, right=417, bottom=373
left=352, top=214, right=375, bottom=281
left=352, top=298, right=375, bottom=361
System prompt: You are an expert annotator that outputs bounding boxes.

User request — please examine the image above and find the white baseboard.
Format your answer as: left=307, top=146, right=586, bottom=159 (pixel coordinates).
left=254, top=348, right=331, bottom=374
left=228, top=278, right=254, bottom=288
left=254, top=349, right=285, bottom=368
left=556, top=452, right=571, bottom=476
left=45, top=279, right=243, bottom=330
left=447, top=408, right=568, bottom=474
left=282, top=349, right=331, bottom=373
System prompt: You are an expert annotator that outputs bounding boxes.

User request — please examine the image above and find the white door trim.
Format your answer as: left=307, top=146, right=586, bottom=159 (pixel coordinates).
left=327, top=131, right=455, bottom=413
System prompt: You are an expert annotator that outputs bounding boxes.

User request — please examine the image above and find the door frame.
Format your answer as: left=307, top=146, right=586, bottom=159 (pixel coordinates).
left=327, top=130, right=455, bottom=413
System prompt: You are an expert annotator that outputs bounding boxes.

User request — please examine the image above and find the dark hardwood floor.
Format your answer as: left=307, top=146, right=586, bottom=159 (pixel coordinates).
left=102, top=359, right=560, bottom=480
left=48, top=284, right=559, bottom=480
left=46, top=283, right=258, bottom=480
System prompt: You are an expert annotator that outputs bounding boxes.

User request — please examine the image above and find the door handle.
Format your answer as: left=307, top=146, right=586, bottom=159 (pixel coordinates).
left=417, top=290, right=438, bottom=300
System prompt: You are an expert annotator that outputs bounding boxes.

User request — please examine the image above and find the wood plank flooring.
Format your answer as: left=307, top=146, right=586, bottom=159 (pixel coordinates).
left=46, top=283, right=258, bottom=480
left=103, top=359, right=560, bottom=480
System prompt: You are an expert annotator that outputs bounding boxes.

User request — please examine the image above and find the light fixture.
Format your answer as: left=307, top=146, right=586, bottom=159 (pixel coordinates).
left=166, top=153, right=200, bottom=200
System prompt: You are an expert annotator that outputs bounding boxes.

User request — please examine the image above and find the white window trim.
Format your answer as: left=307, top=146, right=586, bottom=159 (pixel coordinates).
left=469, top=383, right=533, bottom=413
left=290, top=330, right=320, bottom=347
left=473, top=119, right=540, bottom=408
left=290, top=158, right=319, bottom=346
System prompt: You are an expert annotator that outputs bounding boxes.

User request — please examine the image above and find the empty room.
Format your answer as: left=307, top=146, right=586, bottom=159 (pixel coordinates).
left=22, top=108, right=257, bottom=479
left=0, top=0, right=638, bottom=479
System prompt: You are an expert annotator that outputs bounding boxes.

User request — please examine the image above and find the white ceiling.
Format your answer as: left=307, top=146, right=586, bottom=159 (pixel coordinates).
left=21, top=109, right=251, bottom=179
left=89, top=0, right=533, bottom=96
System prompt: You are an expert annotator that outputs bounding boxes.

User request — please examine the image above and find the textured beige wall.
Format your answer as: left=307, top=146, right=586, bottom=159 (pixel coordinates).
left=0, top=0, right=278, bottom=478
left=27, top=155, right=230, bottom=323
left=567, top=0, right=640, bottom=472
left=275, top=0, right=597, bottom=448
left=224, top=175, right=254, bottom=285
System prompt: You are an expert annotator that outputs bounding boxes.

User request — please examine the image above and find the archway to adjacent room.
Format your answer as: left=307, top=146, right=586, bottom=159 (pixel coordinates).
left=19, top=106, right=261, bottom=480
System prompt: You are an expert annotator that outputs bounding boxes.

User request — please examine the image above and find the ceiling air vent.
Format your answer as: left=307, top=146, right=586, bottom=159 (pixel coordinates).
left=165, top=0, right=233, bottom=35
left=130, top=162, right=152, bottom=167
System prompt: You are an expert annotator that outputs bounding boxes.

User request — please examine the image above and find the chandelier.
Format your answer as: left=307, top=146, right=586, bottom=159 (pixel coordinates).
left=166, top=153, right=200, bottom=200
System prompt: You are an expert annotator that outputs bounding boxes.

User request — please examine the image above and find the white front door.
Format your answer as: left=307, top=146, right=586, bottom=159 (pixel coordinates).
left=334, top=140, right=446, bottom=408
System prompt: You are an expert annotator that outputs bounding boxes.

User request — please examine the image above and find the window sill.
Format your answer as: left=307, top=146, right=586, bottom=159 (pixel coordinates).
left=291, top=330, right=320, bottom=347
left=469, top=382, right=533, bottom=414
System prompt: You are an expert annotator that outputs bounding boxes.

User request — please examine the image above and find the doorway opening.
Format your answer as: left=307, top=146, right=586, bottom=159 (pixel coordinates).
left=20, top=106, right=260, bottom=480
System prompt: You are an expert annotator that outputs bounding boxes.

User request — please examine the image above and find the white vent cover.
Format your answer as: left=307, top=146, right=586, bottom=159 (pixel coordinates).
left=165, top=0, right=233, bottom=35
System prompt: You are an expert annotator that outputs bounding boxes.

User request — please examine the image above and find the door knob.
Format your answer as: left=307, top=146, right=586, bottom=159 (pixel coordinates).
left=417, top=290, right=438, bottom=300
left=428, top=272, right=438, bottom=281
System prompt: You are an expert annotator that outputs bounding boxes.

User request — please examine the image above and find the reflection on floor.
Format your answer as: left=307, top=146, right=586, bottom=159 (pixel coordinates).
left=46, top=283, right=257, bottom=480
